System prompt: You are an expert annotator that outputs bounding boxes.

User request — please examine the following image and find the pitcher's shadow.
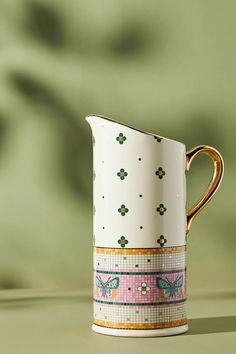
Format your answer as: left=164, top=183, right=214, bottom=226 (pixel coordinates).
left=186, top=316, right=236, bottom=335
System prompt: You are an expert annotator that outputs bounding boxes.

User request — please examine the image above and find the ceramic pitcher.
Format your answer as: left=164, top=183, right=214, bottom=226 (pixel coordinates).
left=85, top=114, right=224, bottom=337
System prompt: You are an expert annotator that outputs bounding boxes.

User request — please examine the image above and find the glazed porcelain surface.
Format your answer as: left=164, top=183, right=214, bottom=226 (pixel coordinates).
left=85, top=114, right=224, bottom=337
left=89, top=115, right=186, bottom=248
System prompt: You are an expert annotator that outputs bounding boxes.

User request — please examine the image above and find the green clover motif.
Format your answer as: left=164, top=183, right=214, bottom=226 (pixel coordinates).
left=155, top=167, right=166, bottom=179
left=116, top=133, right=127, bottom=144
left=118, top=204, right=129, bottom=216
left=157, top=235, right=167, bottom=247
left=118, top=236, right=128, bottom=248
left=156, top=203, right=167, bottom=215
left=117, top=168, right=128, bottom=180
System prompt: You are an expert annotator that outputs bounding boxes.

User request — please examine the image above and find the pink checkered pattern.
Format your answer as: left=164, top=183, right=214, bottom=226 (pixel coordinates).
left=93, top=248, right=186, bottom=327
left=94, top=271, right=186, bottom=303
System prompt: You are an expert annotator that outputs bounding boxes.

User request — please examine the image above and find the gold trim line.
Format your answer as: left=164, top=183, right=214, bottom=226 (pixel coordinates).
left=94, top=246, right=186, bottom=255
left=93, top=318, right=187, bottom=329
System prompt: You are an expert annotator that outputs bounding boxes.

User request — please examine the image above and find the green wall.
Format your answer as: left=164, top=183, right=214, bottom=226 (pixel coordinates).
left=0, top=0, right=235, bottom=293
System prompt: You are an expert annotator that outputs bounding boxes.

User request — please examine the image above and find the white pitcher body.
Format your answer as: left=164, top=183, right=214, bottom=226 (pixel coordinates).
left=85, top=114, right=224, bottom=337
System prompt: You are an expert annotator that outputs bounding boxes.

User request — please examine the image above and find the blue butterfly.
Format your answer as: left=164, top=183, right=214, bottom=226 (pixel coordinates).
left=156, top=275, right=183, bottom=298
left=96, top=275, right=119, bottom=298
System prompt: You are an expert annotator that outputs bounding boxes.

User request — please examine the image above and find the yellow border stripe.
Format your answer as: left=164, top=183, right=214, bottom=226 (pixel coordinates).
left=94, top=246, right=186, bottom=255
left=93, top=318, right=187, bottom=329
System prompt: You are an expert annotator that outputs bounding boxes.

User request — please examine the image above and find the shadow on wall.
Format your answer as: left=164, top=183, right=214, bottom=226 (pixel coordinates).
left=24, top=1, right=66, bottom=49
left=9, top=71, right=92, bottom=200
left=24, top=0, right=156, bottom=57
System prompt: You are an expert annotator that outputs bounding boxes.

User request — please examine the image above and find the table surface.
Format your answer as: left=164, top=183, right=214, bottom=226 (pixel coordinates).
left=0, top=290, right=236, bottom=354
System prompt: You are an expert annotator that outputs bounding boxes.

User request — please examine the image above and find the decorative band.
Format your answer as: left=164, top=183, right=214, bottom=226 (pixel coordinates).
left=94, top=246, right=186, bottom=328
left=93, top=318, right=187, bottom=330
left=94, top=301, right=186, bottom=328
left=95, top=268, right=186, bottom=275
left=94, top=298, right=186, bottom=306
left=94, top=246, right=186, bottom=255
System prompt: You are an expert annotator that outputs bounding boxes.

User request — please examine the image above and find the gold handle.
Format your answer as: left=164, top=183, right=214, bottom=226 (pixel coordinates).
left=186, top=145, right=224, bottom=234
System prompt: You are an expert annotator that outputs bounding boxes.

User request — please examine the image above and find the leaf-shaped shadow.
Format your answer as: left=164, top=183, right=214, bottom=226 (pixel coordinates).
left=0, top=272, right=27, bottom=290
left=107, top=20, right=154, bottom=57
left=10, top=71, right=92, bottom=200
left=24, top=1, right=65, bottom=48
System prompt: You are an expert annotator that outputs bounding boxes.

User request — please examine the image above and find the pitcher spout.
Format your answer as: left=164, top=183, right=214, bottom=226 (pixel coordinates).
left=85, top=114, right=184, bottom=148
left=85, top=113, right=159, bottom=139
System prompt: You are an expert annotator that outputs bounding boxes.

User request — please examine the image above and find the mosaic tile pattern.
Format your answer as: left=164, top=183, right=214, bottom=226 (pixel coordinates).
left=93, top=246, right=187, bottom=329
left=94, top=302, right=187, bottom=329
left=94, top=248, right=185, bottom=271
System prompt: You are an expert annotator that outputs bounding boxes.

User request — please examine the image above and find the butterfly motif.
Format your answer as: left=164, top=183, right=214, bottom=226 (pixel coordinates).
left=156, top=275, right=183, bottom=298
left=96, top=275, right=119, bottom=298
